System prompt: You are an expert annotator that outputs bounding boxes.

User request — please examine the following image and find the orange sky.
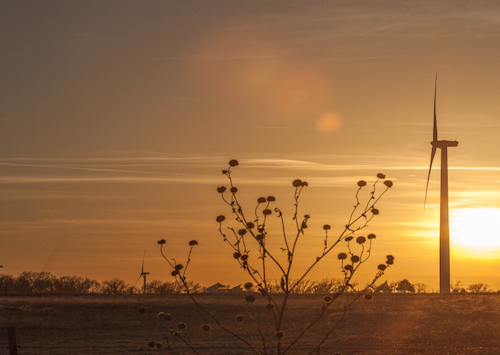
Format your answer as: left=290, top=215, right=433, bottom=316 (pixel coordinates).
left=1, top=1, right=500, bottom=291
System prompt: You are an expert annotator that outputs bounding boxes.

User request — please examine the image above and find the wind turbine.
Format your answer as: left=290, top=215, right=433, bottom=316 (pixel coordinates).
left=136, top=251, right=150, bottom=294
left=425, top=75, right=458, bottom=294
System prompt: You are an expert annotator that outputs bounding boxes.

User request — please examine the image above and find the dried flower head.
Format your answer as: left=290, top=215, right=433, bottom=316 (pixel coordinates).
left=158, top=312, right=172, bottom=320
left=267, top=196, right=275, bottom=202
left=323, top=224, right=331, bottom=230
left=139, top=307, right=147, bottom=314
left=148, top=341, right=156, bottom=348
left=189, top=240, right=198, bottom=246
left=157, top=239, right=166, bottom=245
left=386, top=255, right=394, bottom=261
left=344, top=265, right=353, bottom=271
left=356, top=236, right=366, bottom=244
left=384, top=180, right=393, bottom=188
left=345, top=236, right=353, bottom=242
left=238, top=229, right=247, bottom=236
left=235, top=315, right=245, bottom=323
left=178, top=322, right=187, bottom=330
left=217, top=186, right=226, bottom=193
left=351, top=255, right=360, bottom=263
left=233, top=252, right=241, bottom=259
left=202, top=324, right=211, bottom=331
left=216, top=215, right=225, bottom=222
left=337, top=252, right=347, bottom=260
left=171, top=270, right=179, bottom=276
left=323, top=295, right=332, bottom=303
left=257, top=197, right=266, bottom=203
left=275, top=331, right=285, bottom=340
left=357, top=180, right=367, bottom=187
left=229, top=159, right=239, bottom=167
left=241, top=254, right=249, bottom=261
left=386, top=259, right=394, bottom=265
left=230, top=187, right=238, bottom=193
left=378, top=264, right=387, bottom=271
left=364, top=294, right=373, bottom=301
left=292, top=179, right=303, bottom=187
left=367, top=233, right=376, bottom=240
left=245, top=295, right=256, bottom=303
left=265, top=303, right=274, bottom=311
left=263, top=209, right=272, bottom=215
left=174, top=264, right=184, bottom=271
left=246, top=222, right=255, bottom=229
left=377, top=173, right=386, bottom=179
left=256, top=234, right=264, bottom=241
left=244, top=282, right=253, bottom=290
left=371, top=208, right=380, bottom=215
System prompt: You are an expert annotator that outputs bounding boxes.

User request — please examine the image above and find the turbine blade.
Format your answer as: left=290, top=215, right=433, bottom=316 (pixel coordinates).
left=424, top=146, right=437, bottom=208
left=433, top=73, right=438, bottom=142
left=141, top=250, right=146, bottom=273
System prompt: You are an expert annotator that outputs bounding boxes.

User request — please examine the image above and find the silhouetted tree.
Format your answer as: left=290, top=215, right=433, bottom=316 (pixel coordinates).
left=396, top=279, right=415, bottom=293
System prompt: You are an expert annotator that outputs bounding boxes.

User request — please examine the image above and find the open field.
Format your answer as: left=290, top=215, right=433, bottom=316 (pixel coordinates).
left=1, top=293, right=500, bottom=354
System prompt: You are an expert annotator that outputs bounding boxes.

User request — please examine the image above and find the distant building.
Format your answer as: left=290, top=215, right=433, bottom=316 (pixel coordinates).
left=206, top=283, right=242, bottom=294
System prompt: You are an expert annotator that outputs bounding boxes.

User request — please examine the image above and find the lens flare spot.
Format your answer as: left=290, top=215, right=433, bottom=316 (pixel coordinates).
left=316, top=112, right=342, bottom=132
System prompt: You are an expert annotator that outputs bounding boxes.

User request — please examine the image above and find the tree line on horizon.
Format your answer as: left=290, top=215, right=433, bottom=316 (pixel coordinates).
left=0, top=271, right=495, bottom=295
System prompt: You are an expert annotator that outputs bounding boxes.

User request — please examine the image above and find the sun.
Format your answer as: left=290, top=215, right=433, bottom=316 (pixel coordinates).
left=450, top=208, right=500, bottom=250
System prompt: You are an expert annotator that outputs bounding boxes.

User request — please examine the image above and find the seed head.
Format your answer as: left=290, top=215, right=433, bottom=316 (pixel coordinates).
left=367, top=233, right=376, bottom=240
left=267, top=196, right=275, bottom=202
left=357, top=180, right=367, bottom=187
left=337, top=253, right=347, bottom=260
left=217, top=186, right=226, bottom=193
left=364, top=294, right=373, bottom=301
left=323, top=295, right=332, bottom=303
left=323, top=224, right=331, bottom=230
left=241, top=254, right=248, bottom=261
left=245, top=295, right=256, bottom=303
left=178, top=322, right=187, bottom=330
left=275, top=331, right=285, bottom=340
left=265, top=304, right=274, bottom=311
left=238, top=229, right=247, bottom=236
left=157, top=312, right=172, bottom=320
left=175, top=264, right=184, bottom=271
left=263, top=209, right=272, bottom=215
left=233, top=252, right=241, bottom=259
left=257, top=197, right=266, bottom=203
left=235, top=314, right=245, bottom=323
left=244, top=282, right=253, bottom=290
left=148, top=341, right=156, bottom=348
left=351, top=255, right=360, bottom=263
left=157, top=239, right=166, bottom=245
left=378, top=264, right=387, bottom=271
left=229, top=159, right=239, bottom=167
left=216, top=215, right=225, bottom=222
left=246, top=222, right=255, bottom=229
left=345, top=236, right=353, bottom=242
left=230, top=187, right=238, bottom=193
left=356, top=236, right=366, bottom=244
left=344, top=265, right=353, bottom=271
left=189, top=240, right=198, bottom=246
left=377, top=173, right=386, bottom=179
left=371, top=208, right=380, bottom=215
left=171, top=270, right=179, bottom=276
left=384, top=180, right=393, bottom=188
left=292, top=179, right=303, bottom=187
left=256, top=234, right=264, bottom=241
left=202, top=324, right=211, bottom=331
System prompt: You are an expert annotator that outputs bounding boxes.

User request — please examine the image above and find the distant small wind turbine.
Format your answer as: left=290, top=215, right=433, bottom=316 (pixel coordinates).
left=136, top=251, right=150, bottom=294
left=425, top=74, right=458, bottom=294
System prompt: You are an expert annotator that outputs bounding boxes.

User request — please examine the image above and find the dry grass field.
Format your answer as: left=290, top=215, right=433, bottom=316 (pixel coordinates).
left=1, top=293, right=500, bottom=354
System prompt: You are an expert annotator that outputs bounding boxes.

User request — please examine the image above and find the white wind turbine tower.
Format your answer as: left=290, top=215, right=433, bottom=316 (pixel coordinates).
left=425, top=75, right=458, bottom=294
left=136, top=251, right=150, bottom=294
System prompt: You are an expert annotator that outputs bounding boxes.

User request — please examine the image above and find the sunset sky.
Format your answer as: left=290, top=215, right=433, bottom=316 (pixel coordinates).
left=2, top=1, right=500, bottom=292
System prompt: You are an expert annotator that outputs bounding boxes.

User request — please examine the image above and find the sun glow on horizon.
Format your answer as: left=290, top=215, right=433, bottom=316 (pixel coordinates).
left=450, top=208, right=500, bottom=253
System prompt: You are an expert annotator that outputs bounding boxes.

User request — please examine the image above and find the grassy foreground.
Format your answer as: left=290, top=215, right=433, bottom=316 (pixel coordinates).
left=1, top=293, right=499, bottom=354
